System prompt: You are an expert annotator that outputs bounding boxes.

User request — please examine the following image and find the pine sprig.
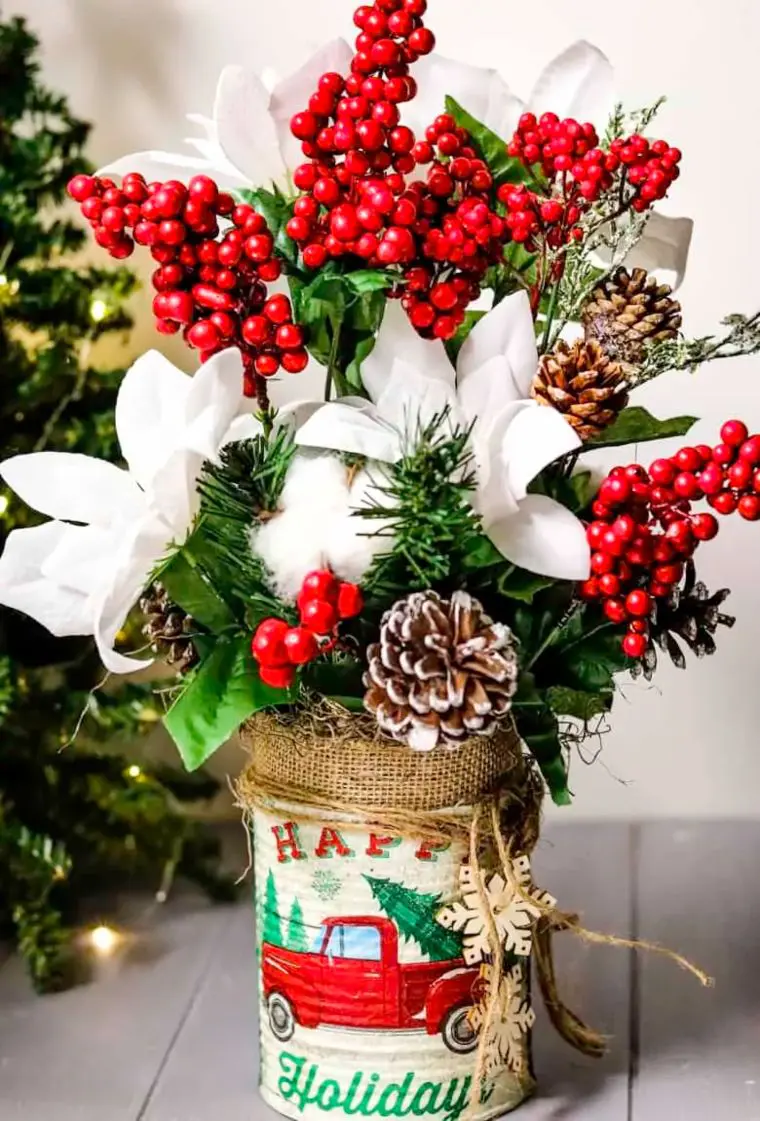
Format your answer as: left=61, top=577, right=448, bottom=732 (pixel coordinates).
left=360, top=410, right=483, bottom=598
left=633, top=311, right=760, bottom=384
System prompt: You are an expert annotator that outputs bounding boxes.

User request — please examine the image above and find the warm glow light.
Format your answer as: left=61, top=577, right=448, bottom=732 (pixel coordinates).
left=126, top=764, right=142, bottom=779
left=90, top=298, right=109, bottom=322
left=0, top=495, right=8, bottom=516
left=89, top=925, right=119, bottom=955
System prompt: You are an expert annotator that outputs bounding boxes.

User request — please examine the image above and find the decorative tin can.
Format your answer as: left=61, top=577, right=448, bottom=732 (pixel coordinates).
left=243, top=716, right=539, bottom=1121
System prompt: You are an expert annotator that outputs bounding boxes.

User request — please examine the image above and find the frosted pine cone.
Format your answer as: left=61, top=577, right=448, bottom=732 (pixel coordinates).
left=363, top=590, right=519, bottom=752
left=582, top=266, right=682, bottom=373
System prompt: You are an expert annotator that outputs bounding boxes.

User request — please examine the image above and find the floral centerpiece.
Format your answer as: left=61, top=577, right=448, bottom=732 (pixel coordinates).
left=2, top=3, right=759, bottom=1116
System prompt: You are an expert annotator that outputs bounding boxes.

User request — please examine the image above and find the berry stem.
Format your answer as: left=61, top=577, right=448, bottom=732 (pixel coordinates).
left=255, top=374, right=271, bottom=416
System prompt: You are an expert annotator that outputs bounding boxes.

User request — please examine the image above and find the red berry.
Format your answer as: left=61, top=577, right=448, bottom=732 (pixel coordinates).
left=251, top=619, right=289, bottom=665
left=625, top=589, right=652, bottom=618
left=264, top=294, right=292, bottom=324
left=604, top=597, right=628, bottom=624
left=188, top=175, right=218, bottom=206
left=728, top=460, right=752, bottom=489
left=579, top=578, right=601, bottom=600
left=710, top=491, right=738, bottom=515
left=303, top=243, right=329, bottom=269
left=255, top=353, right=280, bottom=377
left=664, top=519, right=694, bottom=553
left=281, top=349, right=309, bottom=374
left=612, top=515, right=637, bottom=542
left=738, top=495, right=760, bottom=521
left=648, top=458, right=676, bottom=485
left=691, top=513, right=719, bottom=541
left=283, top=627, right=319, bottom=665
left=591, top=551, right=615, bottom=575
left=276, top=323, right=305, bottom=350
left=186, top=320, right=221, bottom=350
left=721, top=419, right=749, bottom=447
left=622, top=632, right=648, bottom=659
left=300, top=570, right=339, bottom=604
left=673, top=471, right=700, bottom=499
left=599, top=573, right=621, bottom=596
left=673, top=447, right=702, bottom=472
left=738, top=435, right=760, bottom=465
left=259, top=664, right=296, bottom=689
left=336, top=582, right=364, bottom=619
left=291, top=111, right=320, bottom=141
left=245, top=233, right=275, bottom=261
left=430, top=282, right=458, bottom=311
left=712, top=443, right=735, bottom=466
left=300, top=598, right=338, bottom=635
left=652, top=562, right=683, bottom=586
left=697, top=462, right=724, bottom=496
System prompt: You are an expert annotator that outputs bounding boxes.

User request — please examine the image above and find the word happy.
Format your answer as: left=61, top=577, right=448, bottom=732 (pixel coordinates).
left=271, top=820, right=451, bottom=864
left=277, top=1052, right=492, bottom=1121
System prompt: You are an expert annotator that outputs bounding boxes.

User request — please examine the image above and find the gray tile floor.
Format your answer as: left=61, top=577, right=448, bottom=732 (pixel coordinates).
left=0, top=823, right=758, bottom=1120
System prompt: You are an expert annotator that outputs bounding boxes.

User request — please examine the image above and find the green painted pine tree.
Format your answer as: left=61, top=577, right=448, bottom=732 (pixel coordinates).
left=364, top=875, right=463, bottom=961
left=261, top=871, right=284, bottom=947
left=286, top=897, right=309, bottom=953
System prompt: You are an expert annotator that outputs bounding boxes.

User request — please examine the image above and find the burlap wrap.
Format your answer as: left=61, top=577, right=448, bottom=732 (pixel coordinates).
left=242, top=710, right=526, bottom=813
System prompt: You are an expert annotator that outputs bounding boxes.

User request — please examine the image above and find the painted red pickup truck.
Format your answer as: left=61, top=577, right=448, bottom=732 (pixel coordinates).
left=262, top=915, right=480, bottom=1053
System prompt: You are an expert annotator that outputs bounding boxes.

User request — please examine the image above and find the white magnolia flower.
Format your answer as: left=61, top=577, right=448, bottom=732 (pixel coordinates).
left=99, top=40, right=353, bottom=191
left=0, top=349, right=252, bottom=674
left=295, top=295, right=590, bottom=581
left=406, top=41, right=692, bottom=290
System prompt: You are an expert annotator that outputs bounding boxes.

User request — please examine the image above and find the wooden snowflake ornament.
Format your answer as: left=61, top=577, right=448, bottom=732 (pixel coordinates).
left=469, top=964, right=536, bottom=1077
left=437, top=855, right=556, bottom=964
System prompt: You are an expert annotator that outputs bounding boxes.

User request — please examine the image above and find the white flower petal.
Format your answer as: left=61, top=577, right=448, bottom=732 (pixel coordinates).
left=374, top=366, right=459, bottom=440
left=361, top=300, right=455, bottom=404
left=0, top=524, right=95, bottom=636
left=115, top=350, right=191, bottom=489
left=42, top=524, right=120, bottom=597
left=0, top=452, right=144, bottom=527
left=501, top=403, right=580, bottom=501
left=403, top=53, right=521, bottom=138
left=182, top=347, right=247, bottom=462
left=214, top=65, right=287, bottom=187
left=529, top=40, right=614, bottom=125
left=457, top=290, right=539, bottom=405
left=471, top=401, right=526, bottom=527
left=98, top=150, right=213, bottom=182
left=487, top=494, right=590, bottom=580
left=269, top=39, right=353, bottom=173
left=296, top=401, right=402, bottom=463
left=617, top=211, right=693, bottom=292
left=223, top=413, right=262, bottom=445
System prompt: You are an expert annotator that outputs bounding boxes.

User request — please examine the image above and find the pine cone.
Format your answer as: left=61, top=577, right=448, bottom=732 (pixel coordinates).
left=632, top=562, right=735, bottom=681
left=582, top=266, right=682, bottom=373
left=139, top=584, right=199, bottom=675
left=363, top=590, right=518, bottom=751
left=531, top=338, right=628, bottom=441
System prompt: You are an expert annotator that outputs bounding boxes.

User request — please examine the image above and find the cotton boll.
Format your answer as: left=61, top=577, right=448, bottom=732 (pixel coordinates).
left=328, top=468, right=394, bottom=586
left=253, top=453, right=352, bottom=599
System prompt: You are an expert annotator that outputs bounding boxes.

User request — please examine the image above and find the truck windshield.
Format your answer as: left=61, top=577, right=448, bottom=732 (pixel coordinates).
left=324, top=924, right=382, bottom=961
left=311, top=924, right=328, bottom=952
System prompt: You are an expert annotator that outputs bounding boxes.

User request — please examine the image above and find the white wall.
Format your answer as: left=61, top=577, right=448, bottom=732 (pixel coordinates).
left=13, top=0, right=760, bottom=818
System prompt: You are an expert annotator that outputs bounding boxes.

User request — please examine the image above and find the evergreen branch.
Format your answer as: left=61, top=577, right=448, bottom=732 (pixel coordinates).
left=632, top=311, right=760, bottom=384
left=603, top=96, right=666, bottom=144
left=360, top=410, right=483, bottom=598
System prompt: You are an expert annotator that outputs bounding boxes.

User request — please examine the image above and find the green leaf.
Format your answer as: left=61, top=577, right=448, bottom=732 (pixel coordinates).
left=539, top=610, right=629, bottom=695
left=445, top=310, right=484, bottom=364
left=164, top=634, right=295, bottom=771
left=237, top=186, right=299, bottom=271
left=344, top=334, right=376, bottom=394
left=154, top=543, right=236, bottom=633
left=461, top=533, right=503, bottom=571
left=302, top=657, right=364, bottom=701
left=344, top=269, right=395, bottom=294
left=445, top=96, right=542, bottom=188
left=496, top=566, right=556, bottom=603
left=587, top=406, right=698, bottom=449
left=546, top=686, right=611, bottom=722
left=512, top=672, right=571, bottom=805
left=532, top=467, right=597, bottom=516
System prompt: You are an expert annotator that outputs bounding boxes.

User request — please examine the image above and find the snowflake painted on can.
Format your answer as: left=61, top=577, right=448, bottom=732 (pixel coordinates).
left=312, top=867, right=343, bottom=903
left=469, top=963, right=535, bottom=1076
left=436, top=855, right=556, bottom=964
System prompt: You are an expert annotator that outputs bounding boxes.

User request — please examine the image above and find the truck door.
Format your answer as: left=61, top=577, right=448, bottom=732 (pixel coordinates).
left=320, top=923, right=388, bottom=1029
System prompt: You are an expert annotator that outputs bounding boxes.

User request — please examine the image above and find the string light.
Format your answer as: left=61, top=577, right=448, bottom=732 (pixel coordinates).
left=0, top=495, right=8, bottom=516
left=89, top=925, right=120, bottom=955
left=89, top=297, right=109, bottom=322
left=126, top=764, right=142, bottom=779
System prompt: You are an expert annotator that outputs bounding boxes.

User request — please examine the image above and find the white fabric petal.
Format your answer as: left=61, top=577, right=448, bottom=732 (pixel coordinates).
left=471, top=401, right=526, bottom=527
left=296, top=401, right=403, bottom=463
left=115, top=350, right=191, bottom=489
left=214, top=65, right=287, bottom=187
left=500, top=403, right=581, bottom=500
left=182, top=348, right=247, bottom=463
left=457, top=291, right=539, bottom=402
left=0, top=452, right=144, bottom=526
left=361, top=300, right=455, bottom=405
left=374, top=366, right=459, bottom=440
left=487, top=494, right=591, bottom=580
left=42, top=525, right=120, bottom=597
left=223, top=413, right=262, bottom=445
left=529, top=41, right=614, bottom=125
left=617, top=211, right=693, bottom=292
left=402, top=53, right=521, bottom=138
left=0, top=524, right=95, bottom=636
left=98, top=150, right=213, bottom=182
left=269, top=39, right=353, bottom=173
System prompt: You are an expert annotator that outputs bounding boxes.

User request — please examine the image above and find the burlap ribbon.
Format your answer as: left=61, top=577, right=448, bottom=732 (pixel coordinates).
left=237, top=709, right=711, bottom=1102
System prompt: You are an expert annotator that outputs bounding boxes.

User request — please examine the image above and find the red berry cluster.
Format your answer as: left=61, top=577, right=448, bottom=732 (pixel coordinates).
left=580, top=419, right=760, bottom=659
left=67, top=172, right=306, bottom=394
left=251, top=570, right=364, bottom=689
left=502, top=114, right=681, bottom=252
left=286, top=0, right=434, bottom=268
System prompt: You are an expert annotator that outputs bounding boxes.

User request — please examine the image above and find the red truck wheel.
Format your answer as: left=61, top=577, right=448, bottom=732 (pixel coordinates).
left=441, top=1005, right=478, bottom=1054
left=267, top=993, right=296, bottom=1042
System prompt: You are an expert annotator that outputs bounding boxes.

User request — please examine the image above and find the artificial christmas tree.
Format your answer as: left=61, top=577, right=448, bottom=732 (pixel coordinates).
left=0, top=15, right=231, bottom=991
